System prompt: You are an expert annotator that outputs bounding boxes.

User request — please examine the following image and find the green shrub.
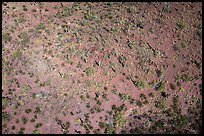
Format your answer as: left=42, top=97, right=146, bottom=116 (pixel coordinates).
left=95, top=106, right=101, bottom=113
left=143, top=100, right=149, bottom=105
left=155, top=81, right=166, bottom=92
left=86, top=102, right=90, bottom=108
left=115, top=111, right=127, bottom=127
left=177, top=115, right=188, bottom=127
left=140, top=93, right=146, bottom=100
left=18, top=128, right=25, bottom=134
left=128, top=5, right=137, bottom=13
left=12, top=50, right=22, bottom=59
left=112, top=105, right=117, bottom=111
left=23, top=84, right=31, bottom=92
left=2, top=97, right=11, bottom=107
left=176, top=21, right=187, bottom=30
left=25, top=108, right=32, bottom=114
left=196, top=29, right=202, bottom=39
left=136, top=100, right=143, bottom=107
left=36, top=23, right=46, bottom=30
left=155, top=99, right=166, bottom=109
left=2, top=112, right=11, bottom=122
left=35, top=123, right=43, bottom=128
left=170, top=83, right=176, bottom=90
left=97, top=100, right=102, bottom=106
left=106, top=2, right=113, bottom=6
left=11, top=125, right=16, bottom=130
left=120, top=93, right=131, bottom=101
left=156, top=120, right=165, bottom=129
left=111, top=48, right=117, bottom=56
left=135, top=80, right=148, bottom=90
left=105, top=126, right=115, bottom=134
left=70, top=112, right=74, bottom=115
left=32, top=9, right=37, bottom=12
left=30, top=118, right=35, bottom=123
left=84, top=10, right=98, bottom=20
left=85, top=67, right=94, bottom=76
left=2, top=33, right=12, bottom=42
left=32, top=130, right=40, bottom=134
left=118, top=55, right=127, bottom=67
left=148, top=93, right=154, bottom=98
left=20, top=32, right=30, bottom=45
left=173, top=95, right=181, bottom=114
left=81, top=54, right=87, bottom=63
left=127, top=41, right=135, bottom=49
left=34, top=106, right=41, bottom=113
left=22, top=117, right=28, bottom=124
left=155, top=69, right=163, bottom=78
left=98, top=121, right=106, bottom=128
left=181, top=74, right=191, bottom=82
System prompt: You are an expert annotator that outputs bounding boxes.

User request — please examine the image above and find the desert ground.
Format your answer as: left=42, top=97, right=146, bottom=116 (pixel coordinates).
left=2, top=2, right=202, bottom=134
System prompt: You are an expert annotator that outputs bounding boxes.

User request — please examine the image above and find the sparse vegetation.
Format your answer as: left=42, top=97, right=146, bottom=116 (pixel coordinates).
left=176, top=115, right=188, bottom=127
left=20, top=32, right=30, bottom=45
left=156, top=69, right=163, bottom=78
left=181, top=74, right=191, bottom=82
left=25, top=108, right=32, bottom=114
left=112, top=104, right=117, bottom=111
left=176, top=21, right=187, bottom=30
left=23, top=84, right=32, bottom=92
left=86, top=102, right=90, bottom=108
left=98, top=121, right=106, bottom=128
left=155, top=81, right=166, bottom=92
left=34, top=106, right=41, bottom=113
left=12, top=50, right=22, bottom=59
left=140, top=93, right=146, bottom=100
left=70, top=112, right=74, bottom=115
left=84, top=10, right=98, bottom=20
left=155, top=99, right=166, bottom=110
left=143, top=100, right=149, bottom=105
left=36, top=23, right=46, bottom=30
left=96, top=100, right=102, bottom=106
left=2, top=97, right=11, bottom=108
left=12, top=125, right=16, bottom=130
left=2, top=2, right=202, bottom=134
left=30, top=118, right=36, bottom=123
left=32, top=9, right=37, bottom=12
left=170, top=83, right=176, bottom=90
left=104, top=125, right=115, bottom=134
left=111, top=48, right=117, bottom=56
left=2, top=33, right=12, bottom=42
left=196, top=28, right=202, bottom=39
left=136, top=100, right=143, bottom=107
left=128, top=5, right=137, bottom=13
left=85, top=67, right=95, bottom=76
left=32, top=130, right=41, bottom=134
left=2, top=112, right=11, bottom=122
left=127, top=40, right=135, bottom=49
left=119, top=93, right=131, bottom=101
left=148, top=92, right=154, bottom=98
left=35, top=123, right=43, bottom=128
left=118, top=55, right=127, bottom=67
left=173, top=95, right=181, bottom=114
left=115, top=111, right=127, bottom=127
left=18, top=128, right=25, bottom=134
left=134, top=79, right=148, bottom=90
left=22, top=117, right=28, bottom=124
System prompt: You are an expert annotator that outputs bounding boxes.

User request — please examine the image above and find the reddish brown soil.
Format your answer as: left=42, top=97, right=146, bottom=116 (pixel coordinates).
left=2, top=2, right=202, bottom=134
